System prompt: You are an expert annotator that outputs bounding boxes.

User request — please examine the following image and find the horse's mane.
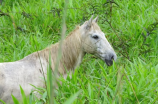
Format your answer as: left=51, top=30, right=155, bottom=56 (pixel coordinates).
left=66, top=25, right=80, bottom=38
left=22, top=25, right=83, bottom=74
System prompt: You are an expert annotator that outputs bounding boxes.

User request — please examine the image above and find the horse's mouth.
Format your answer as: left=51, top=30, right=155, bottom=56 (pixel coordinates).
left=105, top=59, right=113, bottom=66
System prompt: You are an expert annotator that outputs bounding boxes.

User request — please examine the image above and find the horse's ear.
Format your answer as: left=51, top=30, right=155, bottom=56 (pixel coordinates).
left=85, top=15, right=93, bottom=30
left=93, top=16, right=98, bottom=23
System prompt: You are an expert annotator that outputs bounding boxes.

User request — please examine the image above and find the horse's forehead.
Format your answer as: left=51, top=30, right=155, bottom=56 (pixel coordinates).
left=90, top=24, right=105, bottom=37
left=92, top=23, right=101, bottom=31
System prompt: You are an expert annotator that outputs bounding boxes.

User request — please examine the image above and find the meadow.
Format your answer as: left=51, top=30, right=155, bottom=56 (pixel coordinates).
left=0, top=0, right=158, bottom=103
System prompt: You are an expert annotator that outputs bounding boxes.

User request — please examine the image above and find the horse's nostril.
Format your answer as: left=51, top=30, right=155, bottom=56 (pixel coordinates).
left=111, top=54, right=114, bottom=60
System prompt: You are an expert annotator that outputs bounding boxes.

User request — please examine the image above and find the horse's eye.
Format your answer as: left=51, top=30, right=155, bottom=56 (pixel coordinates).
left=92, top=35, right=99, bottom=39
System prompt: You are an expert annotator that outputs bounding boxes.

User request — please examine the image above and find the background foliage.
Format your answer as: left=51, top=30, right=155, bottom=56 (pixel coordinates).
left=0, top=0, right=158, bottom=103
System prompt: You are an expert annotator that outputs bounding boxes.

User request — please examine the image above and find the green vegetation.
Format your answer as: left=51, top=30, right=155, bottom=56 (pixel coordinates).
left=0, top=0, right=158, bottom=103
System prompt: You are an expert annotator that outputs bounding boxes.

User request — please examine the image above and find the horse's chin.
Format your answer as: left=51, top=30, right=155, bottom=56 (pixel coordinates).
left=104, top=59, right=113, bottom=66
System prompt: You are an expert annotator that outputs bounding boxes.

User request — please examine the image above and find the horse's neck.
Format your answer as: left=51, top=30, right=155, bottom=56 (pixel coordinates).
left=59, top=30, right=85, bottom=72
left=22, top=29, right=85, bottom=74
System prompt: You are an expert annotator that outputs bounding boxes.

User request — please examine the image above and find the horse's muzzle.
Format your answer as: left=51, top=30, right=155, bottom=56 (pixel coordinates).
left=105, top=59, right=113, bottom=66
left=104, top=52, right=116, bottom=66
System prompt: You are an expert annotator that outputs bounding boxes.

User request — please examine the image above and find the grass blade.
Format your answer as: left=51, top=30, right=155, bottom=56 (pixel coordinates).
left=63, top=90, right=82, bottom=104
left=0, top=99, right=6, bottom=104
left=20, top=86, right=28, bottom=104
left=11, top=94, right=20, bottom=104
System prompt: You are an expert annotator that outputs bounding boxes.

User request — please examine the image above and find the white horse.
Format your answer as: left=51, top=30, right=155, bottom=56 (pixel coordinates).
left=0, top=16, right=117, bottom=103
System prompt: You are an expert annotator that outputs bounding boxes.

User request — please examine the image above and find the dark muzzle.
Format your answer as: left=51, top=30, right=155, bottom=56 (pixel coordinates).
left=105, top=59, right=113, bottom=66
left=104, top=53, right=115, bottom=66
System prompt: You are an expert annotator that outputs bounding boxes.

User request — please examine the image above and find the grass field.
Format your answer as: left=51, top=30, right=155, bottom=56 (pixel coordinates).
left=0, top=0, right=158, bottom=103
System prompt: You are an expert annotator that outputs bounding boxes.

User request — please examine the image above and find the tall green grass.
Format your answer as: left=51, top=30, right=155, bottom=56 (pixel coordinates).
left=0, top=0, right=158, bottom=103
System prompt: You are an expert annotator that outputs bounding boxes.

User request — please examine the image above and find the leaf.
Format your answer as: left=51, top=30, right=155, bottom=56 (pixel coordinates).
left=63, top=90, right=82, bottom=104
left=11, top=95, right=20, bottom=104
left=88, top=82, right=91, bottom=98
left=20, top=86, right=28, bottom=104
left=40, top=91, right=47, bottom=103
left=29, top=92, right=35, bottom=104
left=69, top=0, right=73, bottom=7
left=0, top=99, right=6, bottom=104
